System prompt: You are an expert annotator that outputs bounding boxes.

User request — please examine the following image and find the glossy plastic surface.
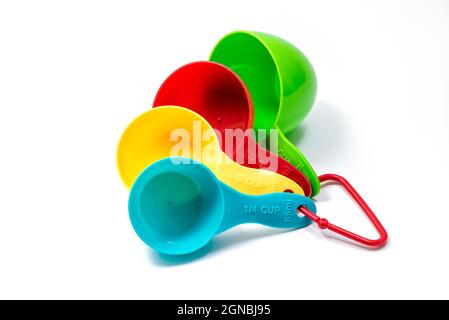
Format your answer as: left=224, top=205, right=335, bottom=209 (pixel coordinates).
left=116, top=106, right=304, bottom=195
left=153, top=61, right=311, bottom=196
left=129, top=157, right=316, bottom=255
left=210, top=31, right=320, bottom=195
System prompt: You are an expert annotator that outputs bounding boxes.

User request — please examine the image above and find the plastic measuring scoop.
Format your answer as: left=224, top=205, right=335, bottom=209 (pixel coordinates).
left=210, top=31, right=320, bottom=196
left=153, top=61, right=312, bottom=197
left=129, top=157, right=316, bottom=255
left=116, top=106, right=305, bottom=195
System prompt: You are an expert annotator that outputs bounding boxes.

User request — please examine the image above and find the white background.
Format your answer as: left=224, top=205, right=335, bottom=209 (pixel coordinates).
left=0, top=0, right=448, bottom=299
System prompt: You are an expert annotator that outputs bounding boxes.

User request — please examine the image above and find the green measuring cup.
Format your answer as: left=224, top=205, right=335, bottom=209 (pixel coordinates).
left=210, top=31, right=320, bottom=195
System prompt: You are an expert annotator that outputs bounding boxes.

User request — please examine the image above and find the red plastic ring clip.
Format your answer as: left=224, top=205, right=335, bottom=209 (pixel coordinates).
left=298, top=174, right=388, bottom=248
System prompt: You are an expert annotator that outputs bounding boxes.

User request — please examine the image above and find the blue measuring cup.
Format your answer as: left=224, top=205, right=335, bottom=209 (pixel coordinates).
left=129, top=157, right=316, bottom=255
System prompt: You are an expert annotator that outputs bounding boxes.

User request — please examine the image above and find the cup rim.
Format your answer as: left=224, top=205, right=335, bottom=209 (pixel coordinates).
left=153, top=60, right=255, bottom=132
left=128, top=157, right=225, bottom=255
left=116, top=106, right=222, bottom=189
left=210, top=30, right=285, bottom=130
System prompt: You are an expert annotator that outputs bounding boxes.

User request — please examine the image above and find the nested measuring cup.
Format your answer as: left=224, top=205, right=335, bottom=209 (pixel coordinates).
left=117, top=106, right=305, bottom=195
left=210, top=31, right=320, bottom=195
left=129, top=157, right=316, bottom=255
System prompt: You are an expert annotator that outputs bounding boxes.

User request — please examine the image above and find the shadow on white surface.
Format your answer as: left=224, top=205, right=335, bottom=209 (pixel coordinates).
left=285, top=101, right=349, bottom=167
left=149, top=227, right=295, bottom=266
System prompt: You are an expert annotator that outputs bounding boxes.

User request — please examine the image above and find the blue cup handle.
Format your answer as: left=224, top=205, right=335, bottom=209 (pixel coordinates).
left=218, top=184, right=316, bottom=233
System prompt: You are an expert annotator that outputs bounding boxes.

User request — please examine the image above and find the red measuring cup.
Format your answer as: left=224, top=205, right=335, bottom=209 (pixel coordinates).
left=153, top=61, right=312, bottom=196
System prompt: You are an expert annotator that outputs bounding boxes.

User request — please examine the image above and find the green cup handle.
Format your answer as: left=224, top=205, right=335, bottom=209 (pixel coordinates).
left=276, top=128, right=320, bottom=196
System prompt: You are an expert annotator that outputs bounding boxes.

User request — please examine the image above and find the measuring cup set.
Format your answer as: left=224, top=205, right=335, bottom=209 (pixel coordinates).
left=117, top=31, right=388, bottom=256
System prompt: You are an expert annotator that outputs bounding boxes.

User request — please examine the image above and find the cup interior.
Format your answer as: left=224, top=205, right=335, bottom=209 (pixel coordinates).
left=153, top=62, right=253, bottom=137
left=210, top=33, right=281, bottom=132
left=117, top=106, right=221, bottom=189
left=129, top=158, right=224, bottom=255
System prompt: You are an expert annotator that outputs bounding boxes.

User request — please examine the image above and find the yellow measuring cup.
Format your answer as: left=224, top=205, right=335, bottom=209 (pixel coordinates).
left=117, top=106, right=304, bottom=195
